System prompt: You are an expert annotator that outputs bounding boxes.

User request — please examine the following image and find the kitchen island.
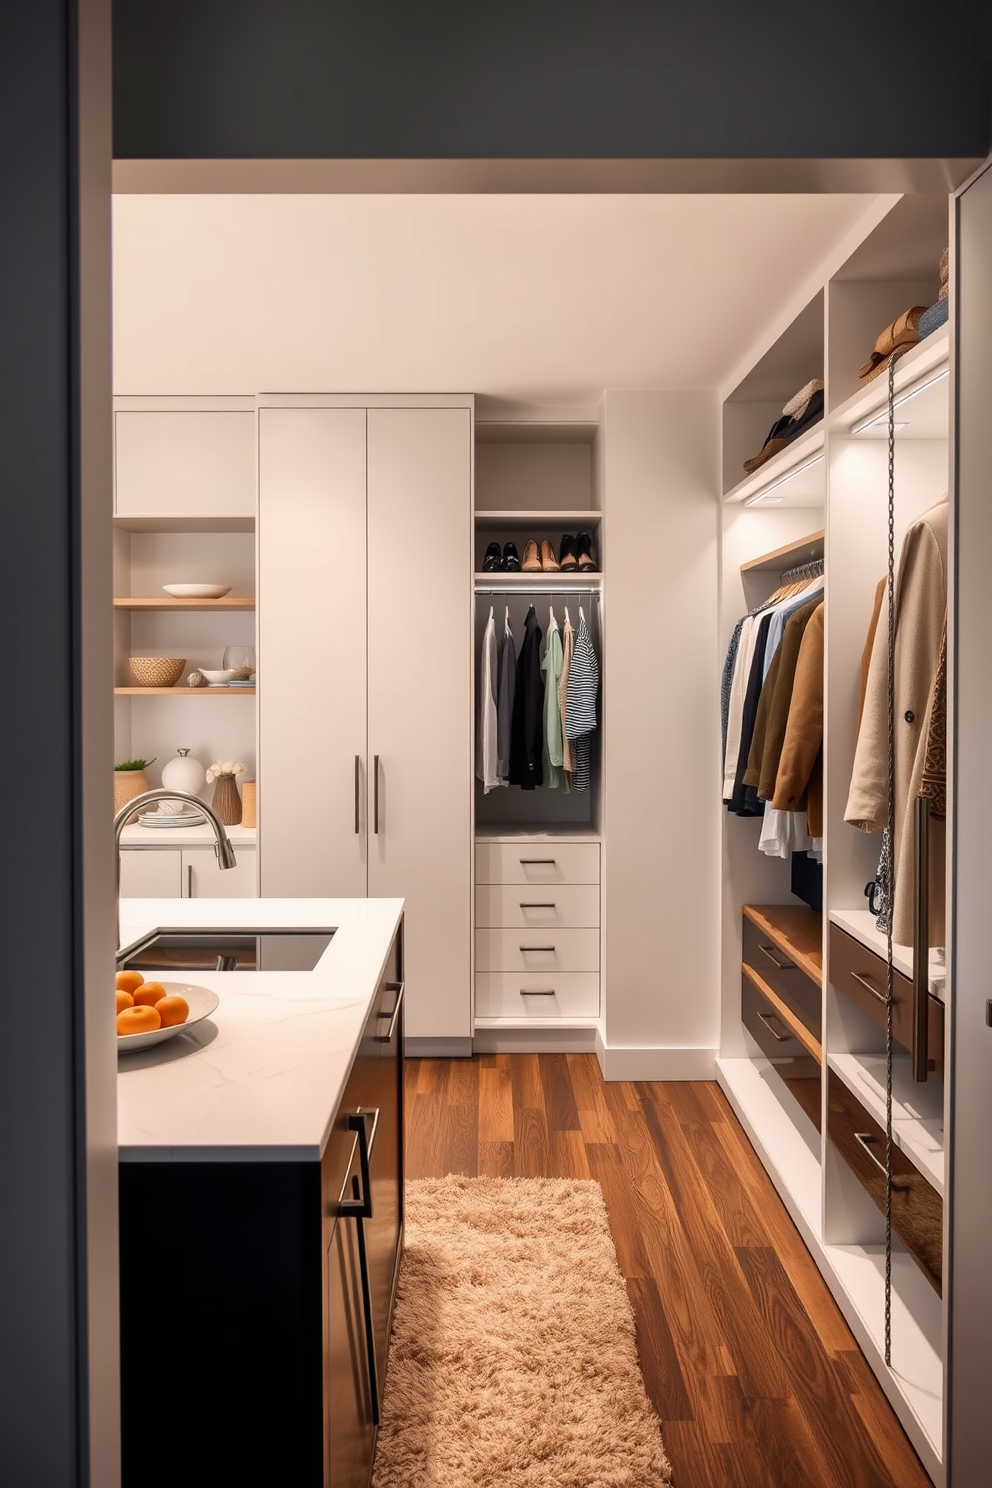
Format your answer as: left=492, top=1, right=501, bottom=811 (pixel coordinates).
left=116, top=897, right=405, bottom=1488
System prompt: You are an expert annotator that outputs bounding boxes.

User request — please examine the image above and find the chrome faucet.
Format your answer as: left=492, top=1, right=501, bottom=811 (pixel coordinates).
left=115, top=788, right=237, bottom=950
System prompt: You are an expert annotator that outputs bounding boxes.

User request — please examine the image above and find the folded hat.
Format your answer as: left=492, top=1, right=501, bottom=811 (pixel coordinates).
left=782, top=378, right=824, bottom=420
left=918, top=298, right=949, bottom=341
left=781, top=387, right=824, bottom=445
left=858, top=306, right=927, bottom=384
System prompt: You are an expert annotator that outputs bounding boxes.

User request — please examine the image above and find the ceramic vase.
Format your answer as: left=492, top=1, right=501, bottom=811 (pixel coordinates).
left=211, top=772, right=242, bottom=826
left=161, top=747, right=205, bottom=798
left=114, top=769, right=148, bottom=826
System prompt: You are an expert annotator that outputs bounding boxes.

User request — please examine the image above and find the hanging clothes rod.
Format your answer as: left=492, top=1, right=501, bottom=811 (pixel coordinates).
left=779, top=557, right=824, bottom=585
left=474, top=584, right=602, bottom=596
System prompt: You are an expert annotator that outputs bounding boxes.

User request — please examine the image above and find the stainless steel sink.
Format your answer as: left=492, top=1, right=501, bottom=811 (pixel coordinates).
left=117, top=927, right=336, bottom=974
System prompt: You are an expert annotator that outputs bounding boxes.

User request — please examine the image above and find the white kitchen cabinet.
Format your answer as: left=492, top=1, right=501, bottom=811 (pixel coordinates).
left=115, top=408, right=256, bottom=520
left=182, top=846, right=257, bottom=898
left=258, top=397, right=473, bottom=1043
left=119, top=848, right=183, bottom=899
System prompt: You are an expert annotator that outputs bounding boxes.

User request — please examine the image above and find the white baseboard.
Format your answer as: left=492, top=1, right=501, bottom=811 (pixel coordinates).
left=405, top=1037, right=473, bottom=1058
left=471, top=1027, right=599, bottom=1055
left=595, top=1029, right=717, bottom=1081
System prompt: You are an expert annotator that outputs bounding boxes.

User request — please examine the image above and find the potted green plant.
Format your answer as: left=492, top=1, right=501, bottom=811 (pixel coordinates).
left=114, top=757, right=156, bottom=822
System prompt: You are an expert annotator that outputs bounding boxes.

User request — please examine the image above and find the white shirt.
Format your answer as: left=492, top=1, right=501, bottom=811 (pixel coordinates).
left=476, top=610, right=504, bottom=794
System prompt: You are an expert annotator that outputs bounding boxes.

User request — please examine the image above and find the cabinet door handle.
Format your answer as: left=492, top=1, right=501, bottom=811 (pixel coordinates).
left=340, top=1110, right=382, bottom=1430
left=520, top=989, right=556, bottom=997
left=913, top=795, right=931, bottom=1082
left=519, top=902, right=556, bottom=909
left=377, top=981, right=404, bottom=1043
left=187, top=864, right=194, bottom=898
left=854, top=1131, right=888, bottom=1178
left=759, top=943, right=794, bottom=971
left=373, top=755, right=380, bottom=835
left=354, top=755, right=361, bottom=835
left=519, top=858, right=556, bottom=865
left=520, top=945, right=556, bottom=953
left=350, top=1171, right=380, bottom=1426
left=756, top=1009, right=789, bottom=1042
left=850, top=971, right=888, bottom=1006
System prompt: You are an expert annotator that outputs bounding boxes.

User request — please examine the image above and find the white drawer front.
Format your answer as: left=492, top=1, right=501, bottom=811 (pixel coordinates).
left=475, top=884, right=600, bottom=929
left=475, top=928, right=600, bottom=973
left=475, top=842, right=600, bottom=886
left=476, top=972, right=600, bottom=1019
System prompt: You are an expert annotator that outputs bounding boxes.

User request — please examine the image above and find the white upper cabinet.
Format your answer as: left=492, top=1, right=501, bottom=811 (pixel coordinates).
left=115, top=408, right=255, bottom=519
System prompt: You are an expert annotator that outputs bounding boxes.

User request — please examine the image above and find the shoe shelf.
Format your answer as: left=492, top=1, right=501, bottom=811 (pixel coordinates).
left=474, top=572, right=602, bottom=590
left=113, top=686, right=257, bottom=696
left=475, top=509, right=602, bottom=530
left=722, top=424, right=826, bottom=508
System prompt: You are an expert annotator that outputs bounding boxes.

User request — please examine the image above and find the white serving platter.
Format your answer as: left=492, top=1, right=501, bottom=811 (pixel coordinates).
left=117, top=982, right=220, bottom=1052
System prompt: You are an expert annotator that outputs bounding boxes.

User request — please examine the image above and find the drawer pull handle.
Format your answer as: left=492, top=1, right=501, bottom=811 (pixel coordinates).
left=850, top=971, right=889, bottom=1006
left=854, top=1131, right=888, bottom=1178
left=755, top=1009, right=789, bottom=1042
left=377, top=981, right=404, bottom=1043
left=520, top=989, right=556, bottom=997
left=519, top=858, right=556, bottom=865
left=520, top=945, right=556, bottom=953
left=759, top=943, right=794, bottom=971
left=519, top=902, right=556, bottom=909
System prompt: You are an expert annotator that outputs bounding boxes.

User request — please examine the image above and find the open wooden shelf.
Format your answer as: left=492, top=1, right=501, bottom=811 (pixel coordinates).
left=114, top=686, right=256, bottom=696
left=723, top=425, right=826, bottom=508
left=113, top=597, right=255, bottom=611
left=740, top=532, right=825, bottom=576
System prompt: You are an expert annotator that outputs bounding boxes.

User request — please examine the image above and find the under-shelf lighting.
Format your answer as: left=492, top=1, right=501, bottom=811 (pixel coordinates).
left=743, top=453, right=825, bottom=507
left=851, top=367, right=949, bottom=435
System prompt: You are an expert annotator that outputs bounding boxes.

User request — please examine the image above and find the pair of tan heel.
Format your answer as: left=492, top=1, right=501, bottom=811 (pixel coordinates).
left=521, top=539, right=560, bottom=573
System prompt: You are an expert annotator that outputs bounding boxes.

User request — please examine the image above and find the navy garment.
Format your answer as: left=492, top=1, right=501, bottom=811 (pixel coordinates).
left=509, top=606, right=545, bottom=789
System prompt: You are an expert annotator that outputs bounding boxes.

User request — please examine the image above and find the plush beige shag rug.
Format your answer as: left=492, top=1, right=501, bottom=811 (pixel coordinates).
left=371, top=1175, right=672, bottom=1488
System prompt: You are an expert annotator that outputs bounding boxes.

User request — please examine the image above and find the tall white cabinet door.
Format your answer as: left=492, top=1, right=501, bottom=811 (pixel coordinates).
left=259, top=408, right=368, bottom=898
left=366, top=408, right=472, bottom=1040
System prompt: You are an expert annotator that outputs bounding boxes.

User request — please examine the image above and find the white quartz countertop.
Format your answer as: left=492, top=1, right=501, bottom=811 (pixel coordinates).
left=120, top=823, right=257, bottom=847
left=117, top=896, right=403, bottom=1164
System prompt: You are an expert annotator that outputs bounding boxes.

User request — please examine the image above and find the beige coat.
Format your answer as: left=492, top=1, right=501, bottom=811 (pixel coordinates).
left=845, top=497, right=948, bottom=946
left=773, top=601, right=824, bottom=838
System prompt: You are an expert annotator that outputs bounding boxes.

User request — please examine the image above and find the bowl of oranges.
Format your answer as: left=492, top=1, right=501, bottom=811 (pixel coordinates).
left=116, top=970, right=220, bottom=1051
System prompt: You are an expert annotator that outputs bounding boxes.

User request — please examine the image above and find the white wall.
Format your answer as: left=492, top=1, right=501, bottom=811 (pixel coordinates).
left=600, top=390, right=722, bottom=1077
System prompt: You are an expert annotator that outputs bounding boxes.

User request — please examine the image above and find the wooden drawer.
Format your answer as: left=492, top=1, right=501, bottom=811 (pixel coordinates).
left=475, top=928, right=600, bottom=974
left=828, top=924, right=944, bottom=1079
left=476, top=972, right=600, bottom=1019
left=742, top=912, right=821, bottom=1040
left=827, top=1069, right=942, bottom=1294
left=475, top=883, right=600, bottom=929
left=475, top=842, right=600, bottom=886
left=741, top=971, right=821, bottom=1131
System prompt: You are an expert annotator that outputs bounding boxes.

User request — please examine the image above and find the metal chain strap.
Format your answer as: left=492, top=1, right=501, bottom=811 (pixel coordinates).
left=884, top=354, right=898, bottom=1368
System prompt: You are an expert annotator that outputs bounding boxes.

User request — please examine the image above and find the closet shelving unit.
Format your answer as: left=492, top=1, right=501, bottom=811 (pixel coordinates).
left=473, top=416, right=605, bottom=1043
left=113, top=396, right=259, bottom=868
left=716, top=193, right=951, bottom=1482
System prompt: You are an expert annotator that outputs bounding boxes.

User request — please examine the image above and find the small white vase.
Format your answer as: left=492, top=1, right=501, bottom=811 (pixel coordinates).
left=161, top=747, right=205, bottom=799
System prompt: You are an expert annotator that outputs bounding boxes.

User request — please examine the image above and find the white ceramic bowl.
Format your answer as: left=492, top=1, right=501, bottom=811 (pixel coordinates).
left=117, top=982, right=220, bottom=1052
left=162, top=583, right=232, bottom=599
left=198, top=668, right=235, bottom=685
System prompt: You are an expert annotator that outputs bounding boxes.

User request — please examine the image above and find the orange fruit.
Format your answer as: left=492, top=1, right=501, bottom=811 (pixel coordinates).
left=116, top=990, right=134, bottom=1014
left=116, top=970, right=144, bottom=995
left=133, top=981, right=167, bottom=1008
left=117, top=1005, right=161, bottom=1036
left=155, top=994, right=189, bottom=1028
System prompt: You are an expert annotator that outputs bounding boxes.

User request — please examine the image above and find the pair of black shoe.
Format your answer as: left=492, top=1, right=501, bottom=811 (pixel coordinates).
left=560, top=532, right=598, bottom=572
left=483, top=541, right=521, bottom=573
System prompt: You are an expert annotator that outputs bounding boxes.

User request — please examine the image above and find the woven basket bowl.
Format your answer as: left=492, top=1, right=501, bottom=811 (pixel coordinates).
left=129, top=656, right=186, bottom=688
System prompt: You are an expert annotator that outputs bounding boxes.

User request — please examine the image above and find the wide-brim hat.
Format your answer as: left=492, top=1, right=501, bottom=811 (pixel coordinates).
left=858, top=306, right=927, bottom=383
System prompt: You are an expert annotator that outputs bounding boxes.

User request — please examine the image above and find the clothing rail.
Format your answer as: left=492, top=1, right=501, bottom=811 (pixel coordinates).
left=779, top=557, right=824, bottom=585
left=474, top=584, right=602, bottom=596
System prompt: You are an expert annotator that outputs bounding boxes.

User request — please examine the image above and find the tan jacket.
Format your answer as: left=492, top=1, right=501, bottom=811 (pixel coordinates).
left=743, top=596, right=822, bottom=799
left=845, top=498, right=948, bottom=946
left=772, top=601, right=824, bottom=837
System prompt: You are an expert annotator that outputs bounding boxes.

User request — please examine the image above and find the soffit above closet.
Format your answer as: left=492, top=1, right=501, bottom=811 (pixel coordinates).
left=113, top=193, right=879, bottom=402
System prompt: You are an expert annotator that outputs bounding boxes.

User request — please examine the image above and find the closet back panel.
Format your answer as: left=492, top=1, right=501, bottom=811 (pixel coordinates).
left=366, top=407, right=473, bottom=1040
left=257, top=407, right=369, bottom=898
left=475, top=443, right=593, bottom=512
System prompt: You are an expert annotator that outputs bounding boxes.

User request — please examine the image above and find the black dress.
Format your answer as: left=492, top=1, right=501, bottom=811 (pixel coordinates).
left=509, top=606, right=545, bottom=789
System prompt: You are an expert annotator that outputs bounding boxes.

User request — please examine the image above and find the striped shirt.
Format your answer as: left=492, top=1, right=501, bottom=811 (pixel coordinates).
left=564, top=613, right=600, bottom=793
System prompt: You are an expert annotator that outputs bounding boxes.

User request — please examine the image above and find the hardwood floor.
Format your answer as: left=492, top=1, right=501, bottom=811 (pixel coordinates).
left=404, top=1054, right=932, bottom=1488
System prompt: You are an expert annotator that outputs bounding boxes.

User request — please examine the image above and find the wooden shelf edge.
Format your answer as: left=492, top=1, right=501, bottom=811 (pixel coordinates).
left=113, top=597, right=256, bottom=610
left=742, top=963, right=823, bottom=1063
left=740, top=531, right=824, bottom=575
left=114, top=686, right=256, bottom=696
left=743, top=903, right=823, bottom=985
left=722, top=424, right=826, bottom=507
